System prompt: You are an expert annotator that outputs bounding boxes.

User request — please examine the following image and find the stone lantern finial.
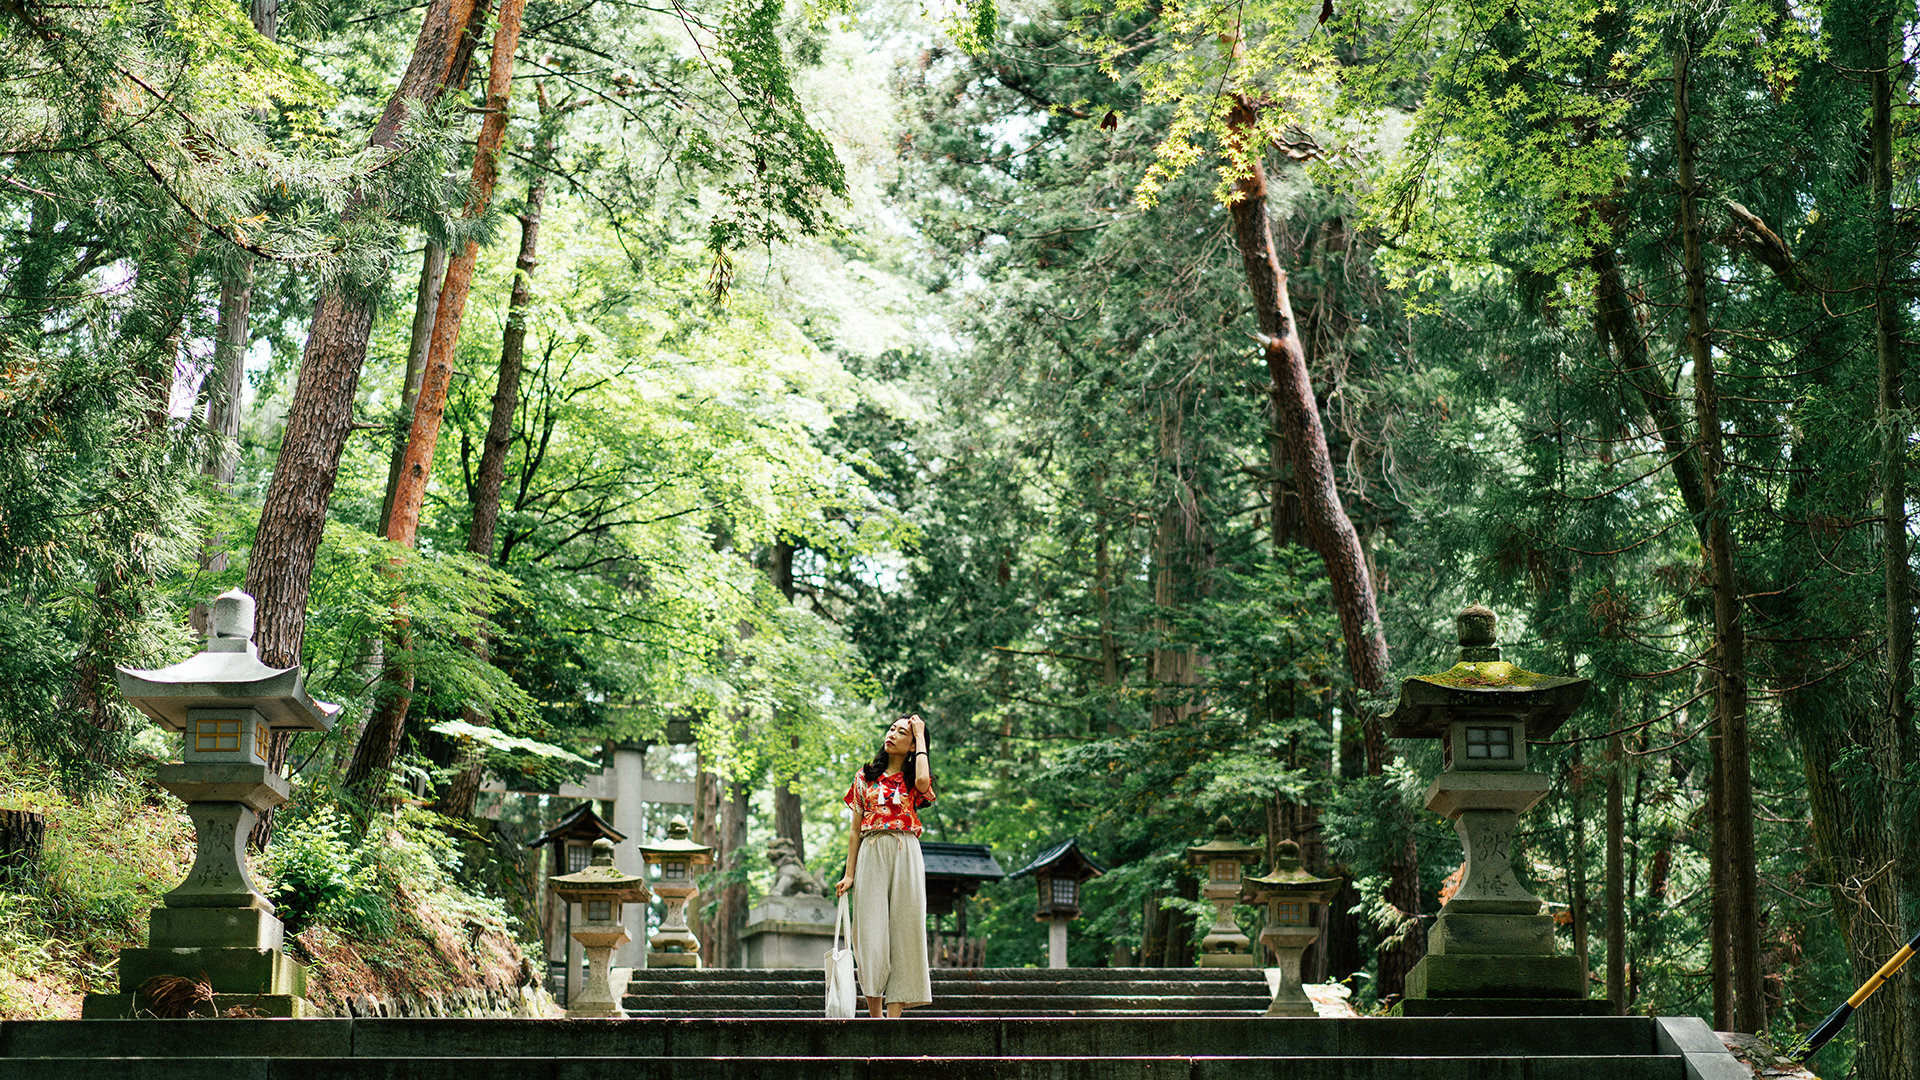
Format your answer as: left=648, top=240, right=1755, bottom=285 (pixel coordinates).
left=207, top=589, right=256, bottom=653
left=1456, top=604, right=1499, bottom=663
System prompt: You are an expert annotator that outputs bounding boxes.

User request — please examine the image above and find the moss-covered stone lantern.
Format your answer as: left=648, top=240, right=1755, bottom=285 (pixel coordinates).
left=83, top=589, right=339, bottom=1018
left=1242, top=840, right=1343, bottom=1015
left=638, top=815, right=713, bottom=968
left=1386, top=604, right=1607, bottom=1015
left=1185, top=817, right=1264, bottom=968
left=550, top=838, right=651, bottom=1017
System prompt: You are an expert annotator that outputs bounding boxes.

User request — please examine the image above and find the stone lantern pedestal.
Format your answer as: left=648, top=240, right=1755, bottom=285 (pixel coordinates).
left=1387, top=605, right=1609, bottom=1016
left=1242, top=840, right=1342, bottom=1016
left=551, top=838, right=651, bottom=1018
left=82, top=590, right=337, bottom=1019
left=639, top=815, right=713, bottom=969
left=1186, top=818, right=1264, bottom=969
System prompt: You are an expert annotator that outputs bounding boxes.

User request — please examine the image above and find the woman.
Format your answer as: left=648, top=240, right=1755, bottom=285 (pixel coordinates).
left=836, top=714, right=934, bottom=1017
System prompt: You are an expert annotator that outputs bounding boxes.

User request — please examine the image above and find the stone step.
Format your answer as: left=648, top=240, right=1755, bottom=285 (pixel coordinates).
left=621, top=967, right=1270, bottom=982
left=621, top=976, right=1269, bottom=993
left=0, top=1015, right=1688, bottom=1059
left=622, top=996, right=1269, bottom=1013
left=0, top=1055, right=1692, bottom=1080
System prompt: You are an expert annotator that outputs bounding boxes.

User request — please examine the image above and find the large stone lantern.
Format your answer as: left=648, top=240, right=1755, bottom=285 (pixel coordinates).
left=83, top=589, right=338, bottom=1018
left=638, top=815, right=712, bottom=968
left=1242, top=840, right=1342, bottom=1015
left=1185, top=817, right=1264, bottom=968
left=1386, top=604, right=1606, bottom=1015
left=550, top=838, right=651, bottom=1017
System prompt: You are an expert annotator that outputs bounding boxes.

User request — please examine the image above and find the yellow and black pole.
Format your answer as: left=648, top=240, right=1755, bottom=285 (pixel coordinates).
left=1799, top=926, right=1920, bottom=1059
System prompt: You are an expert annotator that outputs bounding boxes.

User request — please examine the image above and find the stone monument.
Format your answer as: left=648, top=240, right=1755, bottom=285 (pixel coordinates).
left=1386, top=604, right=1608, bottom=1016
left=83, top=589, right=338, bottom=1018
left=740, top=837, right=837, bottom=968
left=549, top=838, right=650, bottom=1017
left=1242, top=839, right=1342, bottom=1015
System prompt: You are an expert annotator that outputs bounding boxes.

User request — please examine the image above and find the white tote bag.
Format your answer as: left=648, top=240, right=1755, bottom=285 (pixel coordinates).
left=824, top=894, right=857, bottom=1018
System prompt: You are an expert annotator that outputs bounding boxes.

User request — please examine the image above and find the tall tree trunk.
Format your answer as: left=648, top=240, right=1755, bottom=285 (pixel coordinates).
left=435, top=102, right=553, bottom=819
left=1675, top=42, right=1761, bottom=1034
left=381, top=243, right=449, bottom=531
left=1606, top=728, right=1627, bottom=1013
left=1569, top=743, right=1590, bottom=981
left=768, top=539, right=807, bottom=861
left=1149, top=400, right=1202, bottom=728
left=1867, top=18, right=1918, bottom=1074
left=346, top=0, right=528, bottom=796
left=1221, top=88, right=1409, bottom=996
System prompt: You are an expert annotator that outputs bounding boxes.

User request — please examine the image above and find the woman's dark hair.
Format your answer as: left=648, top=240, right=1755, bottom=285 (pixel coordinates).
left=860, top=714, right=931, bottom=788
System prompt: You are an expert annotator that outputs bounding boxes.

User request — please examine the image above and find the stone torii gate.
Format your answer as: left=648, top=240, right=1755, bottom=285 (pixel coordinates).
left=481, top=740, right=694, bottom=973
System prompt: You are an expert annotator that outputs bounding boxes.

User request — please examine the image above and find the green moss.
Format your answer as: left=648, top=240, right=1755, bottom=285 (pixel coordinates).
left=1416, top=661, right=1554, bottom=689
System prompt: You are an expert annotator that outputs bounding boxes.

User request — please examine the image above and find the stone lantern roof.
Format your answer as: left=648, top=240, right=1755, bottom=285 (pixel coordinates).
left=550, top=838, right=651, bottom=905
left=1242, top=840, right=1342, bottom=897
left=1185, top=816, right=1264, bottom=867
left=115, top=590, right=337, bottom=732
left=638, top=815, right=714, bottom=864
left=1385, top=604, right=1588, bottom=741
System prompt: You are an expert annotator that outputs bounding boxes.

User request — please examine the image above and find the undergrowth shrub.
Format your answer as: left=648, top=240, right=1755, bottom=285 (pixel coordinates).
left=256, top=804, right=390, bottom=936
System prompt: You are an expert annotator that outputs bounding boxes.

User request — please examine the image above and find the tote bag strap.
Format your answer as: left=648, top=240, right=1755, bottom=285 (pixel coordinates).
left=834, top=894, right=851, bottom=951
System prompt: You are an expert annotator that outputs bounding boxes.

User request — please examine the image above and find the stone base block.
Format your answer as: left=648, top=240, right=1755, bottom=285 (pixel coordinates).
left=741, top=923, right=837, bottom=968
left=149, top=907, right=285, bottom=950
left=80, top=992, right=312, bottom=1019
left=116, top=946, right=307, bottom=996
left=1197, top=953, right=1256, bottom=969
left=647, top=951, right=700, bottom=968
left=1427, top=912, right=1557, bottom=956
left=1405, top=953, right=1585, bottom=1000
left=1392, top=996, right=1615, bottom=1017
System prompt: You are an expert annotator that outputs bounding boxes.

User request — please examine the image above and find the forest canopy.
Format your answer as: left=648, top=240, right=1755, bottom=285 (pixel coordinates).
left=0, top=0, right=1914, bottom=1071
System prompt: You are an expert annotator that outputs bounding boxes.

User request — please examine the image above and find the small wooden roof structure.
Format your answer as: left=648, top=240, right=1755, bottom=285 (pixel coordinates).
left=527, top=802, right=625, bottom=852
left=921, top=841, right=1006, bottom=917
left=1009, top=838, right=1105, bottom=883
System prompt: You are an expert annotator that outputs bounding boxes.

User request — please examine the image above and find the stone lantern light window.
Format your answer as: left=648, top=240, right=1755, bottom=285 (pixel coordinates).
left=567, top=842, right=592, bottom=874
left=1466, top=726, right=1511, bottom=758
left=1211, top=859, right=1240, bottom=884
left=661, top=859, right=688, bottom=881
left=586, top=898, right=611, bottom=922
left=1276, top=900, right=1305, bottom=925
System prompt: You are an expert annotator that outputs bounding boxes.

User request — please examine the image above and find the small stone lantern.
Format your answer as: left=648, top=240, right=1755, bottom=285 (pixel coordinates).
left=83, top=589, right=338, bottom=1018
left=549, top=838, right=651, bottom=1017
left=1386, top=604, right=1606, bottom=1015
left=1242, top=840, right=1342, bottom=1015
left=1009, top=838, right=1104, bottom=969
left=1185, top=817, right=1264, bottom=968
left=638, top=815, right=713, bottom=968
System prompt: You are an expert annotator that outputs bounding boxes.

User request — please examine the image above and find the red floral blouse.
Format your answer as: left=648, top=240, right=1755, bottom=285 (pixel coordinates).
left=845, top=770, right=935, bottom=837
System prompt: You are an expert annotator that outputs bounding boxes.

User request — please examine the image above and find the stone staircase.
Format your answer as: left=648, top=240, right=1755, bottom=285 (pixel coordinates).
left=0, top=1014, right=1746, bottom=1079
left=621, top=966, right=1274, bottom=1018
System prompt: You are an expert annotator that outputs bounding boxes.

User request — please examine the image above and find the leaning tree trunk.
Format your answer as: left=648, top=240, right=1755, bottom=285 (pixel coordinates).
left=247, top=0, right=490, bottom=826
left=436, top=128, right=551, bottom=819
left=1221, top=88, right=1410, bottom=995
left=1674, top=42, right=1762, bottom=1035
left=346, top=0, right=529, bottom=796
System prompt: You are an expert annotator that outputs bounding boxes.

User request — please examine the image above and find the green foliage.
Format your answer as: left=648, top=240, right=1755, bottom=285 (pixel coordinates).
left=257, top=805, right=391, bottom=936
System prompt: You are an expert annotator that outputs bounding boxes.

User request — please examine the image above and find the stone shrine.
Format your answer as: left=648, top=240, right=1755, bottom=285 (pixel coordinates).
left=1386, top=604, right=1608, bottom=1016
left=83, top=589, right=337, bottom=1018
